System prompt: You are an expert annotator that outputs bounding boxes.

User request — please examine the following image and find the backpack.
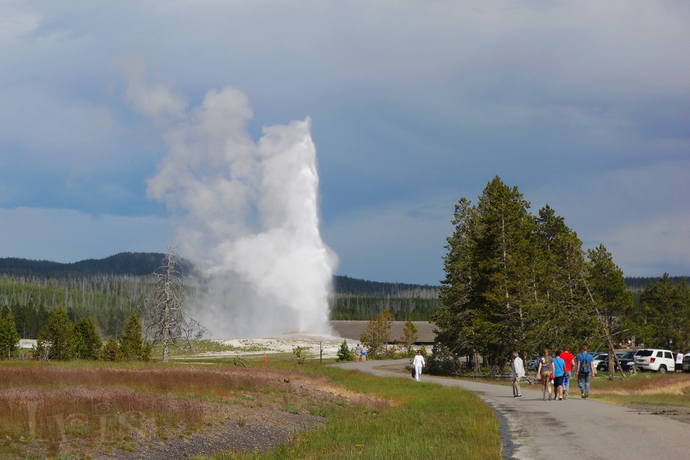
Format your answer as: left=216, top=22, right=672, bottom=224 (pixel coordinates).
left=578, top=353, right=591, bottom=375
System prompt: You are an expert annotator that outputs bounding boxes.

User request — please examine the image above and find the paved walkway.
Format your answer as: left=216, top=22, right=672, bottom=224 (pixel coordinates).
left=332, top=359, right=688, bottom=460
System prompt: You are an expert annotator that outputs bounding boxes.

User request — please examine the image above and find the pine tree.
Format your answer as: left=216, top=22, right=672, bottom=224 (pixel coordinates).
left=73, top=317, right=102, bottom=360
left=471, top=177, right=535, bottom=367
left=0, top=311, right=21, bottom=358
left=639, top=274, right=690, bottom=350
left=102, top=338, right=121, bottom=362
left=120, top=311, right=145, bottom=361
left=531, top=206, right=596, bottom=355
left=360, top=308, right=394, bottom=359
left=401, top=320, right=419, bottom=357
left=336, top=340, right=353, bottom=362
left=585, top=244, right=633, bottom=374
left=36, top=307, right=75, bottom=361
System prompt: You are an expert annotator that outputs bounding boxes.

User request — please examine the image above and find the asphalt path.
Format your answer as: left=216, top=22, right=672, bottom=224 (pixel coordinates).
left=331, top=359, right=688, bottom=460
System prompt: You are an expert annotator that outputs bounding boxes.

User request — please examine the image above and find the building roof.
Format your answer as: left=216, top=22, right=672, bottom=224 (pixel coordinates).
left=329, top=320, right=436, bottom=344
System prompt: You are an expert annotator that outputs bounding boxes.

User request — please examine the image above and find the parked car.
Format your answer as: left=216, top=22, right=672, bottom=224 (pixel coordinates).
left=633, top=349, right=676, bottom=373
left=590, top=352, right=608, bottom=370
left=683, top=353, right=690, bottom=372
left=597, top=350, right=637, bottom=372
left=526, top=358, right=539, bottom=371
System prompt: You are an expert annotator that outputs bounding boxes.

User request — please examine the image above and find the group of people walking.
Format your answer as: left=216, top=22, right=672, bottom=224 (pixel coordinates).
left=511, top=345, right=596, bottom=400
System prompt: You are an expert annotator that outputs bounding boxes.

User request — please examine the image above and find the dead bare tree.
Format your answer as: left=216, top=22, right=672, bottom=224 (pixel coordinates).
left=144, top=240, right=207, bottom=362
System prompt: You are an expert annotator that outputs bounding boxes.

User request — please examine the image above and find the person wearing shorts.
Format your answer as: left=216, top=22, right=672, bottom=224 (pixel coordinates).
left=559, top=346, right=575, bottom=399
left=361, top=348, right=366, bottom=362
left=553, top=350, right=566, bottom=400
left=537, top=349, right=554, bottom=400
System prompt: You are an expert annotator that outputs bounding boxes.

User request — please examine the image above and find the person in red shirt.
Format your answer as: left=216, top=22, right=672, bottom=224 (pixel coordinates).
left=559, top=346, right=575, bottom=400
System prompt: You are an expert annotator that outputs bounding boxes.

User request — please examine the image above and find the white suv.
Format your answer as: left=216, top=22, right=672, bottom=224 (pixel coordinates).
left=633, top=349, right=676, bottom=373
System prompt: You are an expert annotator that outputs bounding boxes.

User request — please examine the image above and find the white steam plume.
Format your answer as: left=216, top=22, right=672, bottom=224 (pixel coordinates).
left=124, top=62, right=338, bottom=338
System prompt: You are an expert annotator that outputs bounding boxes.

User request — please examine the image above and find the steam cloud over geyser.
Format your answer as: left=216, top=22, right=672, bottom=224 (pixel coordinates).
left=125, top=64, right=338, bottom=338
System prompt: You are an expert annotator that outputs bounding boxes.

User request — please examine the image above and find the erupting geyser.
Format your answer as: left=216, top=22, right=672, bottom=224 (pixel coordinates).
left=127, top=70, right=338, bottom=338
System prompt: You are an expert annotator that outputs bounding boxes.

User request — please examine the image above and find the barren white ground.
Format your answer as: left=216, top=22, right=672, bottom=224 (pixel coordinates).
left=193, top=331, right=359, bottom=360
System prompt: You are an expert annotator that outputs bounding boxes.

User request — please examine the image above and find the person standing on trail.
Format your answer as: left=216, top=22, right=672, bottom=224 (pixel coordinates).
left=361, top=347, right=366, bottom=362
left=553, top=350, right=566, bottom=400
left=576, top=345, right=595, bottom=399
left=559, top=346, right=575, bottom=399
left=511, top=351, right=525, bottom=397
left=537, top=349, right=554, bottom=400
left=412, top=350, right=425, bottom=382
left=355, top=344, right=362, bottom=362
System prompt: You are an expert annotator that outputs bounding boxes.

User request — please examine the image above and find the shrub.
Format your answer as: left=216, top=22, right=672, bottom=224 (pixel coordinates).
left=102, top=338, right=121, bottom=362
left=426, top=344, right=462, bottom=376
left=336, top=340, right=353, bottom=362
left=292, top=346, right=306, bottom=364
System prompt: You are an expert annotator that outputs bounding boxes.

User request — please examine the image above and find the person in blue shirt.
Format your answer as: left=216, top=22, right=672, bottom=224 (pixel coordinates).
left=576, top=345, right=596, bottom=399
left=553, top=350, right=566, bottom=400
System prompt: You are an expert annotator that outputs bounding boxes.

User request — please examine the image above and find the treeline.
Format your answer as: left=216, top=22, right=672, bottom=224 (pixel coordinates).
left=332, top=275, right=439, bottom=297
left=328, top=295, right=439, bottom=321
left=433, top=177, right=690, bottom=374
left=0, top=276, right=153, bottom=340
left=2, top=250, right=683, bottom=337
left=329, top=275, right=440, bottom=320
left=624, top=276, right=688, bottom=293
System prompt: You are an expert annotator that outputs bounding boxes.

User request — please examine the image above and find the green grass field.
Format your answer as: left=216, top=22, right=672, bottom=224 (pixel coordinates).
left=196, top=362, right=501, bottom=460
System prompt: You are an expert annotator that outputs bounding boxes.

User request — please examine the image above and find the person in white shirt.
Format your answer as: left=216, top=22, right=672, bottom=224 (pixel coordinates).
left=676, top=351, right=684, bottom=373
left=412, top=350, right=426, bottom=381
left=511, top=351, right=525, bottom=397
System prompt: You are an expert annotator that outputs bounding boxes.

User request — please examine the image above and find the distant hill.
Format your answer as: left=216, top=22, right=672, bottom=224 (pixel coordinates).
left=0, top=253, right=192, bottom=279
left=0, top=252, right=685, bottom=295
left=0, top=253, right=438, bottom=296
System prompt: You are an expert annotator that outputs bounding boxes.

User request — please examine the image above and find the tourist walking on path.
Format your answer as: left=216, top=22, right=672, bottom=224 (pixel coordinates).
left=355, top=344, right=362, bottom=362
left=537, top=349, right=554, bottom=400
left=553, top=350, right=566, bottom=400
left=412, top=350, right=425, bottom=381
left=361, top=347, right=367, bottom=362
left=576, top=345, right=595, bottom=399
left=511, top=351, right=525, bottom=397
left=559, top=346, right=575, bottom=399
left=676, top=351, right=683, bottom=373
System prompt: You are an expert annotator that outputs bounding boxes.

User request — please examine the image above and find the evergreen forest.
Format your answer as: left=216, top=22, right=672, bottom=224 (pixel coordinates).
left=433, top=176, right=690, bottom=371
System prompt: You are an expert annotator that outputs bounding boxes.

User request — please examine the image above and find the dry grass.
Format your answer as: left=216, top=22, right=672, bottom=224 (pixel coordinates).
left=591, top=372, right=690, bottom=406
left=0, top=361, right=381, bottom=459
left=0, top=365, right=287, bottom=395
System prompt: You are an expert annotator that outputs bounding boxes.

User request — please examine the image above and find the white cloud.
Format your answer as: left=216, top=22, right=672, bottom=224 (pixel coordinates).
left=0, top=2, right=38, bottom=42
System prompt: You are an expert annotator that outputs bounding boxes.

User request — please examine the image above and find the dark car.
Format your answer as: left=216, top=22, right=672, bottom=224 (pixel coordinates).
left=683, top=353, right=690, bottom=372
left=597, top=350, right=637, bottom=372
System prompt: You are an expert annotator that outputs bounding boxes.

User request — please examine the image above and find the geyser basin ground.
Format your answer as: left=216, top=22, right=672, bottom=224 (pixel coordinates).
left=186, top=331, right=358, bottom=360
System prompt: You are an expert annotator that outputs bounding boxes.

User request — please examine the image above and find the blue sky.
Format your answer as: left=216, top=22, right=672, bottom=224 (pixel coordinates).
left=1, top=1, right=689, bottom=285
